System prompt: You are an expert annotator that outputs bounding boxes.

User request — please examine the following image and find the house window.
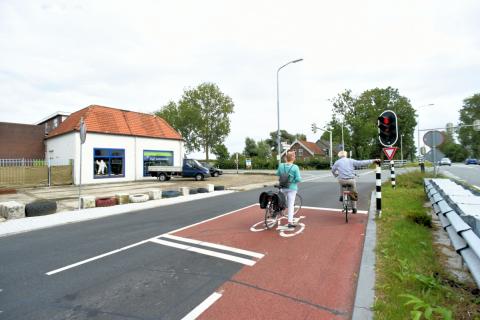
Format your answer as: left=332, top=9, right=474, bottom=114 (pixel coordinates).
left=93, top=148, right=125, bottom=178
left=53, top=118, right=59, bottom=128
left=298, top=149, right=303, bottom=156
left=143, top=150, right=174, bottom=177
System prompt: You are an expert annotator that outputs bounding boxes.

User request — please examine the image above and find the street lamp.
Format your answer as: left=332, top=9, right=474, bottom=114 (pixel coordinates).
left=416, top=103, right=435, bottom=158
left=276, top=58, right=303, bottom=165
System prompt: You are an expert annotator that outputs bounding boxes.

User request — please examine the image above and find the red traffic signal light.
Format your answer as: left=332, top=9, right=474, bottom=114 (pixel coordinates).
left=377, top=110, right=398, bottom=146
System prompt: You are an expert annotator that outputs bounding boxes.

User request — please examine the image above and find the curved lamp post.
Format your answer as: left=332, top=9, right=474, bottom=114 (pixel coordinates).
left=276, top=58, right=303, bottom=165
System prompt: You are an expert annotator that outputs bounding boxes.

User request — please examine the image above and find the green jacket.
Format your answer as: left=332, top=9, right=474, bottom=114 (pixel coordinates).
left=276, top=163, right=302, bottom=191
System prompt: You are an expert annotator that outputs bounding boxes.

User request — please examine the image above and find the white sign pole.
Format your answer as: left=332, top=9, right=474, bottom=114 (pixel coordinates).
left=78, top=118, right=87, bottom=210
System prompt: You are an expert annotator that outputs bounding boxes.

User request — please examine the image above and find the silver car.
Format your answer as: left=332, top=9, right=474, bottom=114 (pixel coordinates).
left=439, top=158, right=452, bottom=166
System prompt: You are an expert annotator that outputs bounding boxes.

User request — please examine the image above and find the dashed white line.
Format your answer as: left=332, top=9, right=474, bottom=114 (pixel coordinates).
left=181, top=292, right=222, bottom=320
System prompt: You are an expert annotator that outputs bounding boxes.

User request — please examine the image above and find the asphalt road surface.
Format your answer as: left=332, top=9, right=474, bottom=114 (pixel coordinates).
left=437, top=163, right=480, bottom=188
left=0, top=169, right=378, bottom=320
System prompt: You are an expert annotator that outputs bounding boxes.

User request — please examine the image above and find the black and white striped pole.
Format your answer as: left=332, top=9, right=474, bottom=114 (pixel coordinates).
left=376, top=163, right=382, bottom=217
left=390, top=160, right=396, bottom=189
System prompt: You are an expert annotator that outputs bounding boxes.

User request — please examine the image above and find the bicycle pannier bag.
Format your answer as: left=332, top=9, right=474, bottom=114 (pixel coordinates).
left=278, top=165, right=293, bottom=188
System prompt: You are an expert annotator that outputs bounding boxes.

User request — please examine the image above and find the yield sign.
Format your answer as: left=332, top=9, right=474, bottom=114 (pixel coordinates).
left=383, top=147, right=398, bottom=160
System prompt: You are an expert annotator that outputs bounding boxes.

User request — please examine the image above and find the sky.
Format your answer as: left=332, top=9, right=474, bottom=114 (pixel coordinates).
left=1, top=0, right=479, bottom=158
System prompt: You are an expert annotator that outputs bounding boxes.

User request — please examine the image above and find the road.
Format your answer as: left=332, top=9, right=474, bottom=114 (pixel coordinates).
left=0, top=169, right=379, bottom=320
left=437, top=163, right=480, bottom=189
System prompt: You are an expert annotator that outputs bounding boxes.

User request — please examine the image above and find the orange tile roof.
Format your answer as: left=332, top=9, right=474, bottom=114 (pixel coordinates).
left=46, top=105, right=183, bottom=140
left=298, top=140, right=325, bottom=155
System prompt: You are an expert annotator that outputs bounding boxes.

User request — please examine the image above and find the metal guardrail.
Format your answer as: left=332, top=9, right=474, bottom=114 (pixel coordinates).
left=424, top=178, right=480, bottom=287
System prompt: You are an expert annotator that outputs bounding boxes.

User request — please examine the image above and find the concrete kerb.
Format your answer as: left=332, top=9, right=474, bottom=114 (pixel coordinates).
left=0, top=190, right=235, bottom=238
left=352, top=190, right=377, bottom=320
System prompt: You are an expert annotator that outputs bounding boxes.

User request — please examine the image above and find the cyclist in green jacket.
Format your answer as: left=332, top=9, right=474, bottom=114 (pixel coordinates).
left=276, top=151, right=302, bottom=228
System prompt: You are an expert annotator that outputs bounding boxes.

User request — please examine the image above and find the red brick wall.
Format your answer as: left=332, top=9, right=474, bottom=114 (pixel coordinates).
left=0, top=122, right=45, bottom=158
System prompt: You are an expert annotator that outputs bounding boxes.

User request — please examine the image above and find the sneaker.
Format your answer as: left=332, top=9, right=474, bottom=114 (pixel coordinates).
left=352, top=208, right=357, bottom=214
left=287, top=223, right=297, bottom=228
left=339, top=196, right=343, bottom=202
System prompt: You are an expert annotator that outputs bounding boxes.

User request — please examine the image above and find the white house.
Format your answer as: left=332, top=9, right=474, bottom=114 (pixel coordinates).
left=45, top=105, right=184, bottom=185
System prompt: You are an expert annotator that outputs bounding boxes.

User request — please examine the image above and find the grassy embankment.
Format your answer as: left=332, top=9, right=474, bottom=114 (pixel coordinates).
left=374, top=171, right=480, bottom=319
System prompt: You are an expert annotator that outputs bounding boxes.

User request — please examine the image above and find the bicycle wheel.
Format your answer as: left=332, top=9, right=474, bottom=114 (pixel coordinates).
left=294, top=193, right=302, bottom=215
left=344, top=194, right=349, bottom=223
left=264, top=204, right=278, bottom=229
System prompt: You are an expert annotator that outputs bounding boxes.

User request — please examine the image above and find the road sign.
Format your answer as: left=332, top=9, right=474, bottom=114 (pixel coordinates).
left=383, top=147, right=398, bottom=160
left=423, top=130, right=444, bottom=147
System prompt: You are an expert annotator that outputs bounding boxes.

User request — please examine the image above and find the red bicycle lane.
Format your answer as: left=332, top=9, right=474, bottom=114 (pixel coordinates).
left=172, top=205, right=368, bottom=320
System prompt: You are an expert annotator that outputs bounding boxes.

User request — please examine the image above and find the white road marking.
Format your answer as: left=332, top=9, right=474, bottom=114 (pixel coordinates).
left=46, top=240, right=151, bottom=275
left=301, top=206, right=368, bottom=214
left=150, top=238, right=257, bottom=266
left=160, top=234, right=264, bottom=259
left=181, top=292, right=222, bottom=320
left=46, top=204, right=258, bottom=275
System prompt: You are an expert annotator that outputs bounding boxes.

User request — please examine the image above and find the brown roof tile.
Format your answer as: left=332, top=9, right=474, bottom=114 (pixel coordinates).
left=298, top=140, right=325, bottom=155
left=46, top=105, right=182, bottom=140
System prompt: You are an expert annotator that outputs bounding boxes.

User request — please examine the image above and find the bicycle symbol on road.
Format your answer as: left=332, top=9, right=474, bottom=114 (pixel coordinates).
left=250, top=216, right=306, bottom=238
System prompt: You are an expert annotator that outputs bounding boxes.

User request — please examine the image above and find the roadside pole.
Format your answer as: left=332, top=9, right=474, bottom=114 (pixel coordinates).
left=390, top=160, right=396, bottom=189
left=78, top=118, right=87, bottom=210
left=376, top=164, right=382, bottom=218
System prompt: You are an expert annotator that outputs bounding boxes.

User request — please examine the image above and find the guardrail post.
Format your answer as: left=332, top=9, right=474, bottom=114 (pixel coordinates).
left=376, top=164, right=382, bottom=217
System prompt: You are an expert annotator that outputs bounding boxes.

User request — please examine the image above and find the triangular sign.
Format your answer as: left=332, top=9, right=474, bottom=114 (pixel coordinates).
left=383, top=147, right=398, bottom=160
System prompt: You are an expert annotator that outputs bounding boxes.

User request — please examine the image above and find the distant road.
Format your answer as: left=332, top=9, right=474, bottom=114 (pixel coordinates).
left=438, top=163, right=480, bottom=189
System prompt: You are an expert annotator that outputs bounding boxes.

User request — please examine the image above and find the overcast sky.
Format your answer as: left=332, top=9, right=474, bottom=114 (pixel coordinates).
left=1, top=0, right=479, bottom=158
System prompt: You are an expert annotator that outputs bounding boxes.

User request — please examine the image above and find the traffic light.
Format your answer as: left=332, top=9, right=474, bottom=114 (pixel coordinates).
left=311, top=123, right=317, bottom=133
left=377, top=110, right=398, bottom=146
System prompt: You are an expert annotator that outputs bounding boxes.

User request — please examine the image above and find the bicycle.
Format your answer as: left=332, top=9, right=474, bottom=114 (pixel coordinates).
left=264, top=184, right=302, bottom=229
left=341, top=184, right=354, bottom=223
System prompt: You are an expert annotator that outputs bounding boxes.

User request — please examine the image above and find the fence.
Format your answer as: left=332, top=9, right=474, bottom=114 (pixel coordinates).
left=0, top=158, right=73, bottom=188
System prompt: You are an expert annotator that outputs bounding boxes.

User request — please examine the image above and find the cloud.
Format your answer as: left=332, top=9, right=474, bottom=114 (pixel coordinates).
left=0, top=0, right=479, bottom=157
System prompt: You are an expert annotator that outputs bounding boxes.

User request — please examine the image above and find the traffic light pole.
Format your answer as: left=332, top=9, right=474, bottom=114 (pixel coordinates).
left=311, top=123, right=333, bottom=168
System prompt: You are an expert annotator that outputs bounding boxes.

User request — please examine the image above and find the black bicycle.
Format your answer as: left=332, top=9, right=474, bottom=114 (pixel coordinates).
left=341, top=184, right=354, bottom=223
left=264, top=185, right=302, bottom=229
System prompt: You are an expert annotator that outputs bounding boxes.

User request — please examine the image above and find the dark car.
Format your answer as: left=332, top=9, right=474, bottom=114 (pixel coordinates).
left=200, top=162, right=223, bottom=177
left=465, top=158, right=478, bottom=165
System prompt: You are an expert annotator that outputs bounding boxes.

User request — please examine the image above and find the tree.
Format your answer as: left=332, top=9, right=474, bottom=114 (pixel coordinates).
left=156, top=83, right=234, bottom=160
left=256, top=140, right=271, bottom=158
left=458, top=93, right=480, bottom=157
left=244, top=137, right=258, bottom=157
left=212, top=143, right=229, bottom=161
left=266, top=130, right=306, bottom=152
left=326, top=87, right=417, bottom=159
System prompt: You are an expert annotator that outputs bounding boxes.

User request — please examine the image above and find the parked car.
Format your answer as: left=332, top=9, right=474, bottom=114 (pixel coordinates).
left=439, top=158, right=452, bottom=166
left=200, top=162, right=223, bottom=177
left=148, top=158, right=210, bottom=181
left=465, top=158, right=478, bottom=165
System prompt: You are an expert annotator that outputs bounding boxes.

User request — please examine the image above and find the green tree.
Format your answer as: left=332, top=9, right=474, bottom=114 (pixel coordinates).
left=244, top=137, right=258, bottom=157
left=212, top=143, right=229, bottom=161
left=155, top=83, right=234, bottom=160
left=256, top=140, right=272, bottom=158
left=266, top=130, right=306, bottom=152
left=458, top=93, right=480, bottom=157
left=326, top=87, right=417, bottom=159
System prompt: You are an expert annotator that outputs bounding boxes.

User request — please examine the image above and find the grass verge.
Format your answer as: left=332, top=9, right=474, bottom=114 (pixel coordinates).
left=374, top=171, right=480, bottom=320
